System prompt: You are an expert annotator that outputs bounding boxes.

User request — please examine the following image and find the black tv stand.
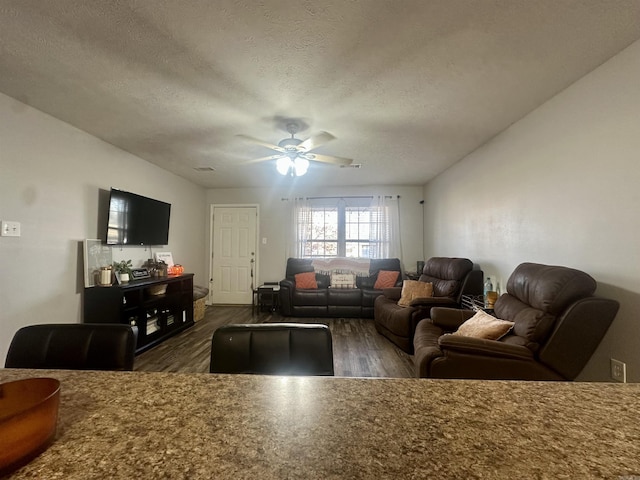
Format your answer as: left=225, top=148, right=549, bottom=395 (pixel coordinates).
left=83, top=274, right=194, bottom=354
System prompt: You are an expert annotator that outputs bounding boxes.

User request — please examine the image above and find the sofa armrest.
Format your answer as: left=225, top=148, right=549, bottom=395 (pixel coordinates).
left=438, top=335, right=534, bottom=360
left=280, top=279, right=295, bottom=289
left=279, top=279, right=295, bottom=315
left=430, top=307, right=476, bottom=331
left=382, top=287, right=402, bottom=301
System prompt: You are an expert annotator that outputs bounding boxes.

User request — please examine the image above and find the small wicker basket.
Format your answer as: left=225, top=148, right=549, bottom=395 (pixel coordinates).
left=194, top=297, right=206, bottom=322
left=148, top=284, right=167, bottom=296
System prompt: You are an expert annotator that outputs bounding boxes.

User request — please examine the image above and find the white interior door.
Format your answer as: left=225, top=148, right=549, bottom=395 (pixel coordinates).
left=210, top=206, right=257, bottom=304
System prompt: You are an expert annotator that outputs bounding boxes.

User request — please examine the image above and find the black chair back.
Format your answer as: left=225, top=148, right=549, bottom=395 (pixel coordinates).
left=5, top=323, right=138, bottom=371
left=210, top=323, right=334, bottom=376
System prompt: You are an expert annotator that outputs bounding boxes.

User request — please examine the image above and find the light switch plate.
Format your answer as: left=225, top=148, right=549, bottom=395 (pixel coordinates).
left=1, top=220, right=21, bottom=237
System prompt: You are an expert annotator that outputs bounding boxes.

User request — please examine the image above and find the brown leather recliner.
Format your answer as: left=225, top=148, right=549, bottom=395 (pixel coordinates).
left=374, top=257, right=483, bottom=354
left=413, top=262, right=619, bottom=380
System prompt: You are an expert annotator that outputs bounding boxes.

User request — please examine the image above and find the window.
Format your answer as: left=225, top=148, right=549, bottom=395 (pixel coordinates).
left=293, top=196, right=400, bottom=259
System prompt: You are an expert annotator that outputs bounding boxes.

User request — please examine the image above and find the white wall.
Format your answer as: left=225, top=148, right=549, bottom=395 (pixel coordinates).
left=423, top=39, right=640, bottom=382
left=0, top=93, right=207, bottom=362
left=205, top=185, right=424, bottom=287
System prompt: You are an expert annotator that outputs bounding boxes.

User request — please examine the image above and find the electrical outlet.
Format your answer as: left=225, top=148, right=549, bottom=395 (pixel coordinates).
left=611, top=358, right=626, bottom=383
left=1, top=220, right=21, bottom=237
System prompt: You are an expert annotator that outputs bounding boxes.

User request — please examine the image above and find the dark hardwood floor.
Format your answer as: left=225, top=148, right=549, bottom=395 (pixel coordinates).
left=134, top=305, right=415, bottom=378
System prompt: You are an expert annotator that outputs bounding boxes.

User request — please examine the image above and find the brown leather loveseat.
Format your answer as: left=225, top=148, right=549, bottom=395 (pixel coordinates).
left=413, top=262, right=619, bottom=380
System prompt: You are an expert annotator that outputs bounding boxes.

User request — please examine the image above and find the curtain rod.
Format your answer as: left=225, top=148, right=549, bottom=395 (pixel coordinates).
left=281, top=195, right=400, bottom=201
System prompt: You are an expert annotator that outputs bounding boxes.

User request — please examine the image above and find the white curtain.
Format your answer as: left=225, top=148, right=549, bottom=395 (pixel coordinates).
left=287, top=197, right=311, bottom=258
left=369, top=195, right=402, bottom=259
left=287, top=195, right=401, bottom=260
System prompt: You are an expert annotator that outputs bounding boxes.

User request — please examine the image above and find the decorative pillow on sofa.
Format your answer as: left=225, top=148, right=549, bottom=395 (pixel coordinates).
left=295, top=271, right=318, bottom=289
left=452, top=310, right=514, bottom=340
left=374, top=270, right=399, bottom=289
left=398, top=280, right=433, bottom=307
left=330, top=272, right=356, bottom=289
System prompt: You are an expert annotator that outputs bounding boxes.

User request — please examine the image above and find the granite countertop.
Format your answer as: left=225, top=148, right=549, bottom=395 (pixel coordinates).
left=2, top=369, right=640, bottom=479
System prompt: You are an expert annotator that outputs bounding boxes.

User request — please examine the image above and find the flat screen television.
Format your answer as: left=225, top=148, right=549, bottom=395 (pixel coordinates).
left=105, top=188, right=171, bottom=246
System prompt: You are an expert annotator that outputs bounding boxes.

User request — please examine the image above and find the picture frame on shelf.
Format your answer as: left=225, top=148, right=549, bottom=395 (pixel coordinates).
left=83, top=239, right=112, bottom=288
left=155, top=251, right=174, bottom=267
left=131, top=268, right=151, bottom=280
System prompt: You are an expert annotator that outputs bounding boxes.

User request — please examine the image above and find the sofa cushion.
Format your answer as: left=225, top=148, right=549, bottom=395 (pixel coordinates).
left=370, top=258, right=402, bottom=275
left=504, top=262, right=597, bottom=315
left=292, top=289, right=328, bottom=306
left=295, top=272, right=318, bottom=289
left=285, top=258, right=315, bottom=278
left=451, top=310, right=514, bottom=340
left=316, top=273, right=330, bottom=289
left=374, top=270, right=399, bottom=289
left=398, top=280, right=433, bottom=307
left=422, top=277, right=459, bottom=297
left=421, top=257, right=473, bottom=281
left=327, top=288, right=362, bottom=305
left=357, top=275, right=375, bottom=289
left=366, top=258, right=402, bottom=289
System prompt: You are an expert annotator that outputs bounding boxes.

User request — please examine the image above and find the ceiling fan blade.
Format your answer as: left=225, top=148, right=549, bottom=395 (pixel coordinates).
left=244, top=154, right=284, bottom=165
left=298, top=131, right=336, bottom=152
left=303, top=153, right=353, bottom=166
left=236, top=134, right=285, bottom=153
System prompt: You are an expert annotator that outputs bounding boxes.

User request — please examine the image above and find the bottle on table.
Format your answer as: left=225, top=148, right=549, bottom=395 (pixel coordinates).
left=483, top=277, right=495, bottom=309
left=484, top=277, right=493, bottom=296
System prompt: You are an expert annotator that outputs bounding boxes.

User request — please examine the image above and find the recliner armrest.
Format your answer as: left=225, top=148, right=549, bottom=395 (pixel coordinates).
left=430, top=307, right=476, bottom=330
left=408, top=297, right=458, bottom=309
left=280, top=279, right=295, bottom=289
left=438, top=334, right=534, bottom=360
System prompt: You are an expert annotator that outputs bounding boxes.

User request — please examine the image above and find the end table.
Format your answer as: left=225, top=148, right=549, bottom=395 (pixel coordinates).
left=253, top=283, right=280, bottom=313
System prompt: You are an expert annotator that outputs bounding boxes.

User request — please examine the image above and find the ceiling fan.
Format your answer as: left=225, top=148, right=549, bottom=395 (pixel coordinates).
left=237, top=122, right=353, bottom=176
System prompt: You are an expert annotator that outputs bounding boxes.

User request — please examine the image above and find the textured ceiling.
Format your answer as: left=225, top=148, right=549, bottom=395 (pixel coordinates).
left=1, top=1, right=640, bottom=188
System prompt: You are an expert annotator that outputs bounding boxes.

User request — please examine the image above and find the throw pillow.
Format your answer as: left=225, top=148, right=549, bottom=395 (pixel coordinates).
left=374, top=270, right=400, bottom=289
left=452, top=310, right=514, bottom=340
left=295, top=271, right=318, bottom=289
left=330, top=272, right=357, bottom=289
left=398, top=280, right=433, bottom=307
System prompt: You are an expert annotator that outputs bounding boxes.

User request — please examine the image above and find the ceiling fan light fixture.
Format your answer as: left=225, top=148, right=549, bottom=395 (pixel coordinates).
left=276, top=157, right=292, bottom=175
left=294, top=157, right=309, bottom=176
left=275, top=156, right=309, bottom=177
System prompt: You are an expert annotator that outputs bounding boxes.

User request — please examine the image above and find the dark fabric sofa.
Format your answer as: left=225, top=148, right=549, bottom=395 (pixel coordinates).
left=279, top=258, right=402, bottom=318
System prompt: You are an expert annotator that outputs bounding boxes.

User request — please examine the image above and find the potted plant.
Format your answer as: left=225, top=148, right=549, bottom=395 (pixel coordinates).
left=113, top=259, right=133, bottom=283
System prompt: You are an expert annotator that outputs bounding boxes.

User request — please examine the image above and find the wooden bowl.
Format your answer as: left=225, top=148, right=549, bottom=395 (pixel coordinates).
left=0, top=378, right=61, bottom=476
